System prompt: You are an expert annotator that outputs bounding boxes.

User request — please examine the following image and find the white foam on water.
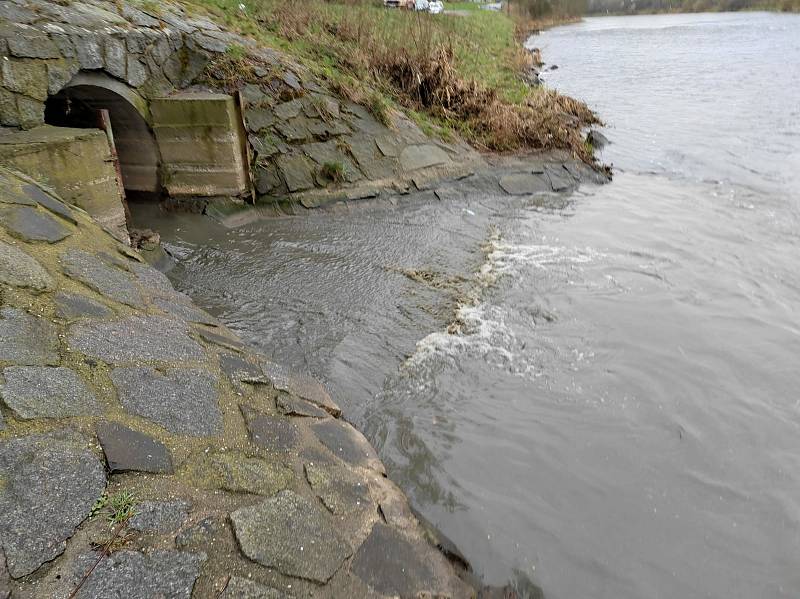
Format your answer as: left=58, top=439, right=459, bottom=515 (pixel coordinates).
left=402, top=233, right=602, bottom=378
left=405, top=303, right=518, bottom=373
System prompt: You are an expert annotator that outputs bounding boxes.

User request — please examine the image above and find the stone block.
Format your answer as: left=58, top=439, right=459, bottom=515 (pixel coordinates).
left=7, top=31, right=60, bottom=59
left=0, top=205, right=72, bottom=243
left=399, top=144, right=451, bottom=172
left=65, top=550, right=204, bottom=598
left=0, top=431, right=106, bottom=578
left=1, top=58, right=49, bottom=101
left=129, top=500, right=190, bottom=533
left=0, top=126, right=127, bottom=238
left=14, top=95, right=45, bottom=130
left=46, top=59, right=79, bottom=96
left=0, top=307, right=59, bottom=366
left=61, top=249, right=145, bottom=308
left=103, top=36, right=127, bottom=80
left=276, top=154, right=315, bottom=192
left=125, top=55, right=148, bottom=87
left=0, top=240, right=53, bottom=292
left=0, top=366, right=100, bottom=419
left=68, top=315, right=206, bottom=364
left=311, top=418, right=384, bottom=473
left=75, top=35, right=103, bottom=70
left=230, top=491, right=352, bottom=583
left=499, top=172, right=553, bottom=196
left=111, top=367, right=222, bottom=436
left=96, top=422, right=173, bottom=474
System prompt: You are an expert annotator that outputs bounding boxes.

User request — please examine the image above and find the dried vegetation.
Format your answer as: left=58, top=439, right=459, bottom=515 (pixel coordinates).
left=190, top=0, right=600, bottom=161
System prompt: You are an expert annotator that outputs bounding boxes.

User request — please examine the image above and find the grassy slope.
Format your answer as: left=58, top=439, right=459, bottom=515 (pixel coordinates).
left=177, top=0, right=598, bottom=159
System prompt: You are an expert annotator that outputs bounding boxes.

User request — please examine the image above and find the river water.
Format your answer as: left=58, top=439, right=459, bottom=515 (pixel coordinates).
left=136, top=12, right=800, bottom=599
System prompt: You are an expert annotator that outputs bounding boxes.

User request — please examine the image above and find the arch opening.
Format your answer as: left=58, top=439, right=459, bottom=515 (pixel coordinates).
left=44, top=81, right=161, bottom=199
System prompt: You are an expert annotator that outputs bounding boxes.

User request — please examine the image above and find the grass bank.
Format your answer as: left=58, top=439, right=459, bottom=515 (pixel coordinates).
left=180, top=0, right=600, bottom=162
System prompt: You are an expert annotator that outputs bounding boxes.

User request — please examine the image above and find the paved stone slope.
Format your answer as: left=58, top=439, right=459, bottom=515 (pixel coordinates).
left=0, top=0, right=484, bottom=206
left=0, top=166, right=476, bottom=598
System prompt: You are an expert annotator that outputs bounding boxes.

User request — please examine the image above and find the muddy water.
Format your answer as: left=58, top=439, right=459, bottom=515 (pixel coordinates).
left=135, top=11, right=800, bottom=599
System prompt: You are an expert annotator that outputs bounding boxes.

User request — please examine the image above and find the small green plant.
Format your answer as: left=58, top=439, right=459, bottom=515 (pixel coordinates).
left=138, top=0, right=161, bottom=15
left=71, top=490, right=139, bottom=598
left=366, top=91, right=392, bottom=128
left=320, top=161, right=346, bottom=184
left=90, top=490, right=138, bottom=527
left=225, top=43, right=247, bottom=60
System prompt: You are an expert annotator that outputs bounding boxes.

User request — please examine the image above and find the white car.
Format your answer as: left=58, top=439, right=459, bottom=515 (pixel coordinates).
left=428, top=1, right=444, bottom=14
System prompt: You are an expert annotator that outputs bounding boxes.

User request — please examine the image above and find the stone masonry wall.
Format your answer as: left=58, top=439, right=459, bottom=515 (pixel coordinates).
left=0, top=0, right=484, bottom=206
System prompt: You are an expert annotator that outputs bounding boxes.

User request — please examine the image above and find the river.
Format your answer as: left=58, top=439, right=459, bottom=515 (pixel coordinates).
left=135, top=12, right=800, bottom=599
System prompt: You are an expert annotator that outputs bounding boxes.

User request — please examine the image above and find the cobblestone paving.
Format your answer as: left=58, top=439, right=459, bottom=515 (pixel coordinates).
left=0, top=167, right=475, bottom=598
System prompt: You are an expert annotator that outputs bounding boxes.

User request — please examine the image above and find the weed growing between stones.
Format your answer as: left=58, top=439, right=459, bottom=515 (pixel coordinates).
left=90, top=490, right=138, bottom=527
left=320, top=161, right=346, bottom=184
left=68, top=491, right=139, bottom=598
left=366, top=91, right=392, bottom=127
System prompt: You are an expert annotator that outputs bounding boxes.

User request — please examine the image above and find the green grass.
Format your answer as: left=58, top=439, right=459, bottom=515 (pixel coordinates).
left=90, top=490, right=138, bottom=527
left=187, top=0, right=528, bottom=102
left=183, top=0, right=599, bottom=159
left=320, top=161, right=346, bottom=183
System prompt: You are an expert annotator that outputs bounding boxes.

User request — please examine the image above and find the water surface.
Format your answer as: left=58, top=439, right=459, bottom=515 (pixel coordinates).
left=137, top=12, right=800, bottom=598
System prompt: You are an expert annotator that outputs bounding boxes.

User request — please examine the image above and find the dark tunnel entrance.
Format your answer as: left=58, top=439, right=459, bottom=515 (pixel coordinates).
left=44, top=78, right=161, bottom=199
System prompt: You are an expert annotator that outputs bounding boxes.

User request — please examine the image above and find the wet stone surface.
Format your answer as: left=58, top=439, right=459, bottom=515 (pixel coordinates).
left=67, top=550, right=205, bottom=599
left=0, top=240, right=53, bottom=291
left=0, top=205, right=72, bottom=243
left=129, top=261, right=183, bottom=300
left=311, top=418, right=383, bottom=472
left=304, top=462, right=372, bottom=515
left=60, top=249, right=146, bottom=308
left=0, top=307, right=59, bottom=366
left=196, top=328, right=245, bottom=351
left=0, top=431, right=106, bottom=578
left=154, top=296, right=219, bottom=326
left=68, top=316, right=206, bottom=364
left=54, top=291, right=113, bottom=320
left=0, top=366, right=100, bottom=419
left=351, top=523, right=439, bottom=597
left=545, top=165, right=577, bottom=191
left=129, top=500, right=190, bottom=533
left=399, top=144, right=451, bottom=172
left=499, top=172, right=552, bottom=196
left=230, top=490, right=352, bottom=583
left=111, top=367, right=222, bottom=436
left=245, top=410, right=300, bottom=452
left=95, top=421, right=174, bottom=474
left=220, top=576, right=289, bottom=599
left=276, top=394, right=330, bottom=419
left=219, top=352, right=263, bottom=384
left=261, top=362, right=340, bottom=416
